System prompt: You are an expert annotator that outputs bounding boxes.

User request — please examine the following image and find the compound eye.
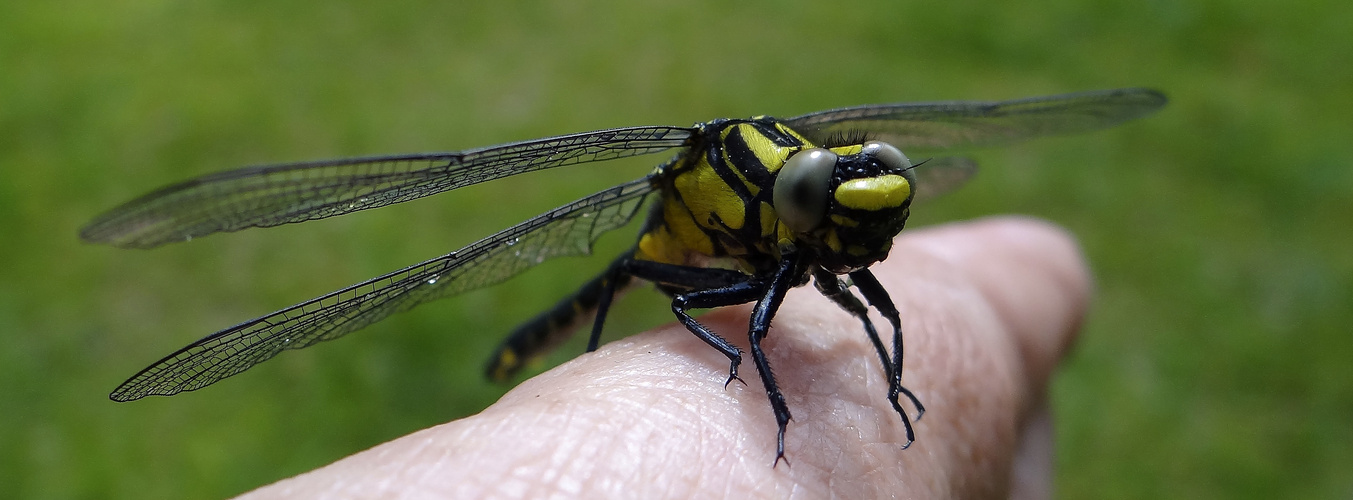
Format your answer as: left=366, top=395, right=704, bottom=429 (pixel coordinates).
left=774, top=148, right=837, bottom=233
left=863, top=141, right=912, bottom=172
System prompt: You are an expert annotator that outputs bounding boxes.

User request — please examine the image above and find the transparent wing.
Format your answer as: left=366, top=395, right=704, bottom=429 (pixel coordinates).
left=82, top=126, right=691, bottom=249
left=109, top=178, right=656, bottom=401
left=785, top=88, right=1166, bottom=155
left=910, top=156, right=979, bottom=204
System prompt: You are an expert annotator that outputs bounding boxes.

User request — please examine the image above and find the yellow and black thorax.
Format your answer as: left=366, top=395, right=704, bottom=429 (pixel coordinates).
left=637, top=116, right=918, bottom=277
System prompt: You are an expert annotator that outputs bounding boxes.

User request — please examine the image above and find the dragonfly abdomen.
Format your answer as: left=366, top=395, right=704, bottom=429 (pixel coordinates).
left=485, top=253, right=636, bottom=382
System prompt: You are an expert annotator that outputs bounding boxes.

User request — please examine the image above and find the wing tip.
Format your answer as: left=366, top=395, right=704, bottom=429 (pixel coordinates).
left=78, top=219, right=176, bottom=249
left=1098, top=87, right=1169, bottom=117
left=108, top=389, right=144, bottom=402
left=108, top=381, right=162, bottom=402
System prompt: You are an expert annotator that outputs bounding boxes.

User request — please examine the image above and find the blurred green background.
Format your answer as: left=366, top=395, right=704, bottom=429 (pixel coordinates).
left=3, top=0, right=1349, bottom=498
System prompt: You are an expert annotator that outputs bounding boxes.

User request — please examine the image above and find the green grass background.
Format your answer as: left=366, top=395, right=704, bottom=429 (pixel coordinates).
left=3, top=1, right=1349, bottom=498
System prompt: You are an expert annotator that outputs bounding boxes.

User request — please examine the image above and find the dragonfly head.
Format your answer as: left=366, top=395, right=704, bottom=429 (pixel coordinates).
left=773, top=140, right=916, bottom=274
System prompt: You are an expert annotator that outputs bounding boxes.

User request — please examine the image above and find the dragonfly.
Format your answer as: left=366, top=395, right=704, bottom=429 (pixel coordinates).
left=84, top=87, right=1166, bottom=464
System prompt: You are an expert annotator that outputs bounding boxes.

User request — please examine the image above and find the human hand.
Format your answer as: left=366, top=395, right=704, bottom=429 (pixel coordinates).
left=239, top=216, right=1089, bottom=499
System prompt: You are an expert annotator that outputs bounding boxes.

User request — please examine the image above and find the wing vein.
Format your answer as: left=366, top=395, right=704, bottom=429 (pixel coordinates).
left=82, top=127, right=690, bottom=249
left=109, top=177, right=656, bottom=401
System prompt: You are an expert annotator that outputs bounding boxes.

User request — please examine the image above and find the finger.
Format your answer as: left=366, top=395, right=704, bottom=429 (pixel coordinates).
left=905, top=215, right=1090, bottom=394
left=1009, top=402, right=1055, bottom=500
left=873, top=215, right=1089, bottom=497
left=238, top=216, right=1090, bottom=499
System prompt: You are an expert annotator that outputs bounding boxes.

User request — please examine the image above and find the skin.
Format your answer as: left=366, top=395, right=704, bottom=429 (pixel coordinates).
left=239, top=216, right=1090, bottom=499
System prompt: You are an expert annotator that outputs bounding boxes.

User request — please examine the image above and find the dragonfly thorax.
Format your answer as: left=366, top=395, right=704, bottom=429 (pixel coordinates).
left=638, top=118, right=917, bottom=275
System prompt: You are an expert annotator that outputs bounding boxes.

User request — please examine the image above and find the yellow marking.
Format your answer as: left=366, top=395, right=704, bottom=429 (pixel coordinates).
left=824, top=228, right=843, bottom=253
left=490, top=367, right=509, bottom=382
left=830, top=214, right=859, bottom=228
left=719, top=125, right=760, bottom=194
left=739, top=125, right=790, bottom=180
left=664, top=197, right=717, bottom=254
left=718, top=149, right=757, bottom=195
left=833, top=175, right=912, bottom=211
left=673, top=157, right=747, bottom=231
left=572, top=300, right=587, bottom=316
left=776, top=222, right=793, bottom=244
left=776, top=123, right=814, bottom=149
left=829, top=144, right=863, bottom=156
left=759, top=201, right=777, bottom=237
left=847, top=245, right=871, bottom=256
left=637, top=233, right=659, bottom=261
left=498, top=349, right=519, bottom=370
left=638, top=225, right=698, bottom=266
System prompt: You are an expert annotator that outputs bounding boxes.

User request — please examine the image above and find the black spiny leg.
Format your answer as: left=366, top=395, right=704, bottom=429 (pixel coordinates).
left=486, top=253, right=634, bottom=382
left=586, top=264, right=622, bottom=353
left=625, top=260, right=762, bottom=387
left=749, top=252, right=803, bottom=466
left=812, top=269, right=900, bottom=400
left=628, top=255, right=806, bottom=465
left=850, top=269, right=925, bottom=448
left=813, top=269, right=892, bottom=378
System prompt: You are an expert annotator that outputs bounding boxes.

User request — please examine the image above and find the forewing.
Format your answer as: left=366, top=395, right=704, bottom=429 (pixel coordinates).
left=910, top=156, right=978, bottom=204
left=109, top=178, right=657, bottom=401
left=785, top=88, right=1166, bottom=155
left=82, top=126, right=690, bottom=249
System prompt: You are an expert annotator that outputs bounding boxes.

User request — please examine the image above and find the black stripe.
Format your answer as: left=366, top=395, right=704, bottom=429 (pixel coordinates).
left=723, top=127, right=774, bottom=188
left=755, top=119, right=806, bottom=147
left=717, top=127, right=778, bottom=243
left=706, top=135, right=754, bottom=202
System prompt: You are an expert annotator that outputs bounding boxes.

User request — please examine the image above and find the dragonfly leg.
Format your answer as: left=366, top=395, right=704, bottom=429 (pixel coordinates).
left=486, top=253, right=635, bottom=382
left=849, top=269, right=923, bottom=448
left=747, top=252, right=803, bottom=467
left=812, top=269, right=897, bottom=391
left=633, top=254, right=807, bottom=466
left=586, top=258, right=632, bottom=353
left=625, top=260, right=762, bottom=387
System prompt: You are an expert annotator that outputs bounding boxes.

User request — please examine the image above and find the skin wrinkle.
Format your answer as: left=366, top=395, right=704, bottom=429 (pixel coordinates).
left=940, top=291, right=1022, bottom=498
left=399, top=437, right=445, bottom=495
left=521, top=408, right=593, bottom=495
left=238, top=216, right=1088, bottom=499
left=810, top=220, right=1031, bottom=499
left=906, top=219, right=1086, bottom=498
left=698, top=427, right=748, bottom=498
left=955, top=220, right=1084, bottom=496
left=768, top=304, right=885, bottom=496
left=589, top=351, right=743, bottom=481
left=508, top=349, right=732, bottom=498
left=912, top=217, right=1087, bottom=408
left=760, top=292, right=917, bottom=498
